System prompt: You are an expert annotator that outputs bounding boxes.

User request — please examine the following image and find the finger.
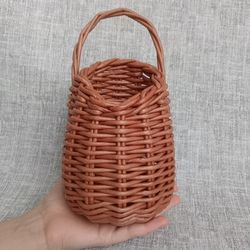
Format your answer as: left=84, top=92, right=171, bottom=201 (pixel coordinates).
left=111, top=215, right=169, bottom=243
left=157, top=194, right=180, bottom=216
left=166, top=195, right=181, bottom=211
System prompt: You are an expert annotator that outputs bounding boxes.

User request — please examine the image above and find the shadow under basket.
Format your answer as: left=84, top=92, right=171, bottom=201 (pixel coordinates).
left=62, top=8, right=175, bottom=227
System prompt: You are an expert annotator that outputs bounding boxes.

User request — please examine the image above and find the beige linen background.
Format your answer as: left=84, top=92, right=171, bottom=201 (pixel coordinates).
left=0, top=0, right=249, bottom=249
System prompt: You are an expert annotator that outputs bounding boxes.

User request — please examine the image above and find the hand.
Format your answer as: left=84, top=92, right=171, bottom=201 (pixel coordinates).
left=0, top=179, right=180, bottom=250
left=40, top=179, right=180, bottom=249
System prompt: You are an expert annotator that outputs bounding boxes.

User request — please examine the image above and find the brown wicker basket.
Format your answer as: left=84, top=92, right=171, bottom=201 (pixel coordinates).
left=62, top=8, right=175, bottom=226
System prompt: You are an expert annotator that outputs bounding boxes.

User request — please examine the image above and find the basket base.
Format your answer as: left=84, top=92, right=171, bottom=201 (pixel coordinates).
left=64, top=188, right=174, bottom=226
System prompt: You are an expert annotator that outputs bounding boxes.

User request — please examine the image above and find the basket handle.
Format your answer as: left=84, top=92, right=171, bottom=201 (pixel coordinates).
left=72, top=8, right=166, bottom=77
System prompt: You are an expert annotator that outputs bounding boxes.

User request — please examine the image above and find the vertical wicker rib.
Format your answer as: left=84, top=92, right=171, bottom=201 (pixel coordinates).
left=62, top=8, right=175, bottom=226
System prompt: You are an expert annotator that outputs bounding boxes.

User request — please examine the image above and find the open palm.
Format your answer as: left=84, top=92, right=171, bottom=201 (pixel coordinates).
left=40, top=179, right=180, bottom=250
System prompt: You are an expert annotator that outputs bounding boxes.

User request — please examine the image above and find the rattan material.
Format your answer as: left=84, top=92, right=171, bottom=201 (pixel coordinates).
left=62, top=8, right=175, bottom=226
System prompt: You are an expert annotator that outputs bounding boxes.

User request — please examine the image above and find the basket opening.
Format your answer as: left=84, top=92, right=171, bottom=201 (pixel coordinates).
left=82, top=60, right=157, bottom=103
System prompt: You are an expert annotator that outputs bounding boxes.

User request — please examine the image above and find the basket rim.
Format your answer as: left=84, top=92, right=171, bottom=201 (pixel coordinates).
left=73, top=57, right=165, bottom=110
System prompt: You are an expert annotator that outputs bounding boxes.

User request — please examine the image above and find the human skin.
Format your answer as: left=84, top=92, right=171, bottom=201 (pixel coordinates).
left=0, top=179, right=180, bottom=250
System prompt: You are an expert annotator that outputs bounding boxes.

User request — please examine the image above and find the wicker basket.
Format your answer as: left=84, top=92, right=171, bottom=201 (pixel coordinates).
left=62, top=8, right=175, bottom=226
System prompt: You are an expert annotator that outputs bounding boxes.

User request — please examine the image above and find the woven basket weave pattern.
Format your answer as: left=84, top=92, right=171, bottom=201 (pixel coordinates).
left=62, top=8, right=175, bottom=226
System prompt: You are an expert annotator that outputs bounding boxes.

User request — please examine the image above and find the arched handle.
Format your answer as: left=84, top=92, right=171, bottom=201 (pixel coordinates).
left=72, top=8, right=166, bottom=77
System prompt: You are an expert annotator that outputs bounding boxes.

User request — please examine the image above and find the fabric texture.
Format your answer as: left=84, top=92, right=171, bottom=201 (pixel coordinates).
left=0, top=0, right=249, bottom=249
